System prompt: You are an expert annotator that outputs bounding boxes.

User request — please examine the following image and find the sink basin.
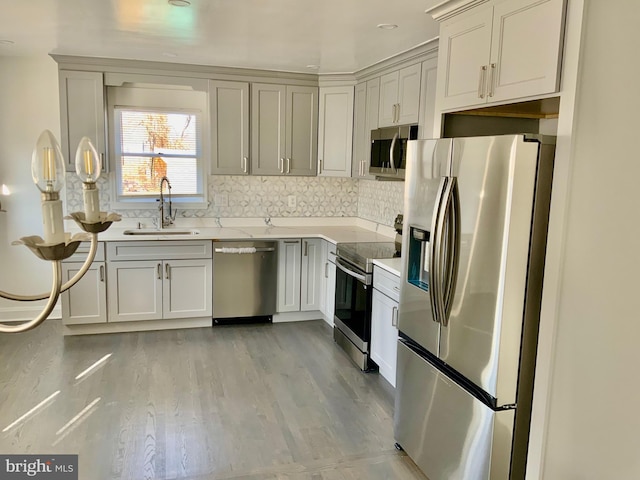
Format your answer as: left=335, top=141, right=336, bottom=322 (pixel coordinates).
left=123, top=229, right=200, bottom=236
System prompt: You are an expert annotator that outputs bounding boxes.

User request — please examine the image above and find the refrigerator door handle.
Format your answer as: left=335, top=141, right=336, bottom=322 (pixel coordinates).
left=441, top=177, right=461, bottom=326
left=429, top=176, right=448, bottom=324
left=434, top=177, right=453, bottom=325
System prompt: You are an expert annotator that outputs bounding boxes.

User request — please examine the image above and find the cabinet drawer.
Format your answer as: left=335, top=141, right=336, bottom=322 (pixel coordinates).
left=107, top=241, right=212, bottom=261
left=373, top=266, right=400, bottom=302
left=64, top=241, right=105, bottom=262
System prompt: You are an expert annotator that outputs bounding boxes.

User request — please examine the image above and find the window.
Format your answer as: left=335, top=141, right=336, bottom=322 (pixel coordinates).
left=108, top=81, right=208, bottom=208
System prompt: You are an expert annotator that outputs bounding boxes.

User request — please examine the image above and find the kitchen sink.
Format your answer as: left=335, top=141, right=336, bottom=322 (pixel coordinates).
left=123, top=229, right=200, bottom=236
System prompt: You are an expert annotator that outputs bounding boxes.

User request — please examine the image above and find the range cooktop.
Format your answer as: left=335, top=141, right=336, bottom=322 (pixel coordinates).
left=336, top=242, right=397, bottom=273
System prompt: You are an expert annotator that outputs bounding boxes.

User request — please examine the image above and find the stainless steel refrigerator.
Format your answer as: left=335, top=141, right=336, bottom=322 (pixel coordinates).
left=394, top=134, right=555, bottom=480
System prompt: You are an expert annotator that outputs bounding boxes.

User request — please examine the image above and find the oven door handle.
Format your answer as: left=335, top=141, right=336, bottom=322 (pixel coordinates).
left=335, top=257, right=368, bottom=284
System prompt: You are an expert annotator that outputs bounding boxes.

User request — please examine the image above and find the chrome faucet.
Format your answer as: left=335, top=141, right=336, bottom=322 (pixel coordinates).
left=158, top=176, right=176, bottom=229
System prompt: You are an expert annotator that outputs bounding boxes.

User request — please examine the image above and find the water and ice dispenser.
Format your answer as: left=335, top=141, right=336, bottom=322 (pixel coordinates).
left=407, top=226, right=430, bottom=292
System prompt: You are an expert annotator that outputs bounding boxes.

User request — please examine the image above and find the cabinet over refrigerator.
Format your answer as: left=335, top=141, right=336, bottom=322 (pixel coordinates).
left=394, top=134, right=555, bottom=480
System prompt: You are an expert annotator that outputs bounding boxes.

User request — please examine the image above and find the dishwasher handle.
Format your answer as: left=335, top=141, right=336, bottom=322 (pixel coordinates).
left=214, top=247, right=275, bottom=254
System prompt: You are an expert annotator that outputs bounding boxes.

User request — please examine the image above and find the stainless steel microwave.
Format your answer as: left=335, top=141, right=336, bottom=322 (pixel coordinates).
left=370, top=124, right=418, bottom=180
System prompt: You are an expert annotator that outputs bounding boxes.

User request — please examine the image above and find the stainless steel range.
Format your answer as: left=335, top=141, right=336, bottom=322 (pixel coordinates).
left=333, top=241, right=397, bottom=371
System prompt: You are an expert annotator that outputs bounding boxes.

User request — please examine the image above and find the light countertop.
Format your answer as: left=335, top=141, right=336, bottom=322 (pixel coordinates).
left=373, top=257, right=403, bottom=277
left=80, top=217, right=396, bottom=245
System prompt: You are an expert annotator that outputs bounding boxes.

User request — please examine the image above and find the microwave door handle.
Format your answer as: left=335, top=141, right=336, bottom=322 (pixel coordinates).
left=390, top=132, right=399, bottom=173
left=335, top=258, right=367, bottom=284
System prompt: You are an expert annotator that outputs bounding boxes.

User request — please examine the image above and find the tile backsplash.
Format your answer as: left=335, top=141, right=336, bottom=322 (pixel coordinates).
left=65, top=174, right=404, bottom=227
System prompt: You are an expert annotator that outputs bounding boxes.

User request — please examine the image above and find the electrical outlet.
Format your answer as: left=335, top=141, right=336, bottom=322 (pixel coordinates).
left=287, top=195, right=296, bottom=208
left=214, top=194, right=228, bottom=207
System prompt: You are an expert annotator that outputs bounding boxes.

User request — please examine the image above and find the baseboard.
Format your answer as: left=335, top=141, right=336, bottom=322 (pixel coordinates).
left=272, top=311, right=324, bottom=323
left=0, top=305, right=61, bottom=322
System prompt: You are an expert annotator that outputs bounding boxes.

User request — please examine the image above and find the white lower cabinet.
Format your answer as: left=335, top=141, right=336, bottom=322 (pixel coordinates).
left=319, top=241, right=337, bottom=325
left=277, top=238, right=323, bottom=313
left=61, top=262, right=107, bottom=325
left=371, top=266, right=400, bottom=387
left=106, top=241, right=213, bottom=323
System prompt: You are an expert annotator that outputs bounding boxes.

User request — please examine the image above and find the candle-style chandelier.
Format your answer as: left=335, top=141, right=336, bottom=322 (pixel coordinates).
left=0, top=130, right=120, bottom=333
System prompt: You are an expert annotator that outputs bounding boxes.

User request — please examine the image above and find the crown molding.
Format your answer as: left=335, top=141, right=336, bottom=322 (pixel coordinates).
left=426, top=0, right=491, bottom=22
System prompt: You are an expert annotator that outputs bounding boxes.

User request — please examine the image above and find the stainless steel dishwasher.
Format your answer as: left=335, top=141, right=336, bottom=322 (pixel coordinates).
left=212, top=240, right=277, bottom=322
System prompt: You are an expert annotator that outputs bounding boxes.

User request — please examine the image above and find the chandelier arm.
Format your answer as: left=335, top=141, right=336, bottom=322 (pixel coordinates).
left=0, top=234, right=98, bottom=302
left=0, top=261, right=62, bottom=333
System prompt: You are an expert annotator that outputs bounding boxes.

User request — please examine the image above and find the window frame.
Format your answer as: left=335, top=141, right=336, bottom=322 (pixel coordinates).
left=107, top=82, right=209, bottom=210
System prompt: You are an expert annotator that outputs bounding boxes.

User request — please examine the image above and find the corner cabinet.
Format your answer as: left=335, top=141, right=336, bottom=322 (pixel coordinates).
left=378, top=64, right=422, bottom=127
left=352, top=78, right=380, bottom=179
left=106, top=241, right=212, bottom=322
left=251, top=84, right=318, bottom=176
left=58, top=70, right=107, bottom=171
left=209, top=80, right=250, bottom=175
left=317, top=86, right=354, bottom=177
left=435, top=0, right=566, bottom=111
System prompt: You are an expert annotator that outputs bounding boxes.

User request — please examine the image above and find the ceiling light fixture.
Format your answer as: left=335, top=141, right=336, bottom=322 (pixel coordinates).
left=377, top=23, right=398, bottom=30
left=306, top=65, right=320, bottom=70
left=162, top=52, right=178, bottom=58
left=168, top=0, right=191, bottom=6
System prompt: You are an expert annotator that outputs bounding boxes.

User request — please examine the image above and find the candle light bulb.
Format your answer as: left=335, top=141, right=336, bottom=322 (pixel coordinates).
left=31, top=130, right=65, bottom=193
left=74, top=137, right=101, bottom=183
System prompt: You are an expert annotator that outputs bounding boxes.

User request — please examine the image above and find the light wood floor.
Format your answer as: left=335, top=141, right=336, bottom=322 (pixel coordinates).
left=0, top=320, right=427, bottom=480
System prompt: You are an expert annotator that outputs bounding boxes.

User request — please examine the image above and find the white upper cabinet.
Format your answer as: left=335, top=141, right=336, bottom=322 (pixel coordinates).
left=317, top=86, right=354, bottom=177
left=378, top=64, right=422, bottom=127
left=209, top=80, right=250, bottom=175
left=285, top=86, right=318, bottom=176
left=251, top=83, right=287, bottom=175
left=251, top=83, right=318, bottom=176
left=352, top=78, right=380, bottom=179
left=435, top=0, right=565, bottom=111
left=59, top=70, right=107, bottom=171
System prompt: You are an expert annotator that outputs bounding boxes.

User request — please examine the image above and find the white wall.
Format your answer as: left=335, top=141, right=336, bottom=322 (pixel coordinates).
left=0, top=56, right=61, bottom=319
left=540, top=1, right=640, bottom=478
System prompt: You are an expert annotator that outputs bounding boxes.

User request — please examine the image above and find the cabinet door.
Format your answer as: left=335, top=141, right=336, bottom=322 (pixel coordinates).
left=418, top=57, right=439, bottom=140
left=397, top=64, right=422, bottom=125
left=300, top=238, right=323, bottom=311
left=351, top=82, right=368, bottom=178
left=286, top=86, right=318, bottom=176
left=324, top=260, right=336, bottom=326
left=436, top=7, right=493, bottom=111
left=59, top=70, right=106, bottom=171
left=378, top=71, right=399, bottom=127
left=210, top=80, right=249, bottom=175
left=163, top=259, right=213, bottom=319
left=107, top=261, right=163, bottom=322
left=61, top=262, right=107, bottom=325
left=277, top=240, right=302, bottom=312
left=251, top=83, right=287, bottom=175
left=371, top=288, right=399, bottom=387
left=317, top=86, right=354, bottom=177
left=489, top=0, right=565, bottom=102
left=363, top=77, right=381, bottom=178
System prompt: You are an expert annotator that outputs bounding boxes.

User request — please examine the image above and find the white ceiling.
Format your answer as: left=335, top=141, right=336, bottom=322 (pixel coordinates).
left=0, top=0, right=441, bottom=74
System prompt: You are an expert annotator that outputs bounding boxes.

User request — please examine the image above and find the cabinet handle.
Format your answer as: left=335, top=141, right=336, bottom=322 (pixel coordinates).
left=318, top=159, right=323, bottom=175
left=392, top=104, right=397, bottom=123
left=286, top=158, right=291, bottom=174
left=284, top=240, right=300, bottom=244
left=99, top=265, right=104, bottom=282
left=242, top=156, right=248, bottom=173
left=396, top=103, right=401, bottom=123
left=100, top=153, right=105, bottom=168
left=303, top=240, right=308, bottom=257
left=392, top=306, right=398, bottom=327
left=165, top=263, right=170, bottom=280
left=488, top=63, right=496, bottom=98
left=325, top=262, right=329, bottom=278
left=279, top=158, right=284, bottom=174
left=157, top=263, right=162, bottom=279
left=478, top=65, right=488, bottom=99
